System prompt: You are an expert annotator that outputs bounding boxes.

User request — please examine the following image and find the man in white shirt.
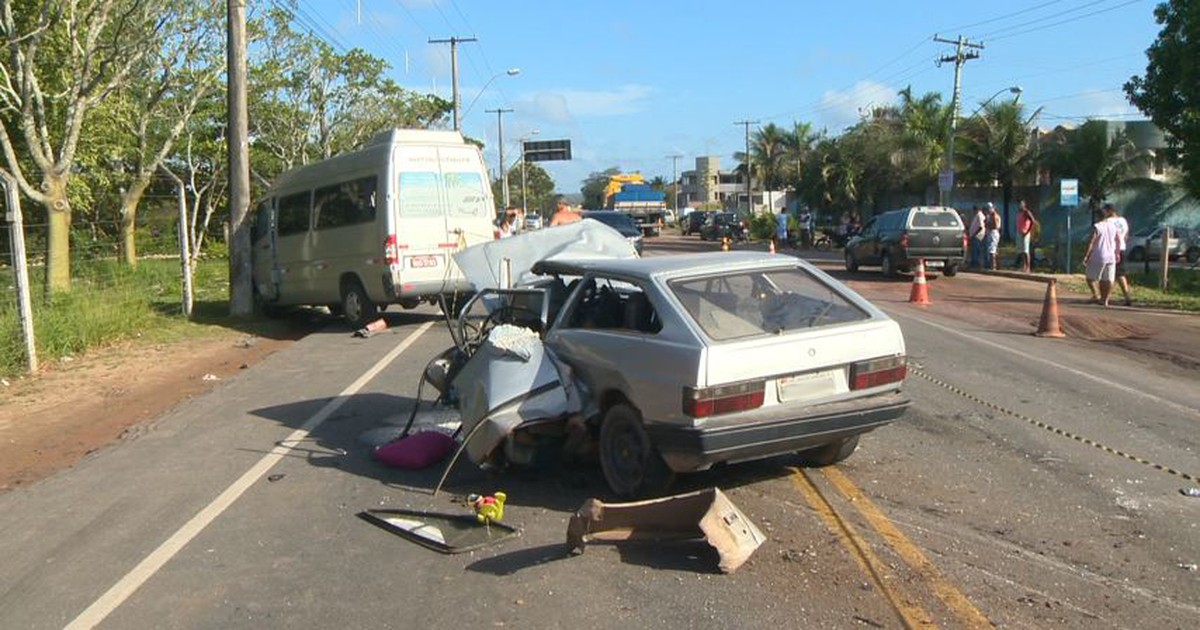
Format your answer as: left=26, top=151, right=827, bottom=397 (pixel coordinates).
left=1103, top=202, right=1133, bottom=306
left=968, top=205, right=986, bottom=269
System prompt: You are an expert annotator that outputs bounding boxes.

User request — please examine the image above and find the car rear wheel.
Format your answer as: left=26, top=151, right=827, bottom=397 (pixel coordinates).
left=797, top=434, right=860, bottom=467
left=944, top=262, right=959, bottom=277
left=844, top=249, right=859, bottom=272
left=881, top=252, right=898, bottom=278
left=599, top=403, right=675, bottom=499
left=340, top=279, right=378, bottom=329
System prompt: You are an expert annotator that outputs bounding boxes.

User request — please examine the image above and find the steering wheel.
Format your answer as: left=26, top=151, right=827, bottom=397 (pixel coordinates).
left=460, top=305, right=543, bottom=355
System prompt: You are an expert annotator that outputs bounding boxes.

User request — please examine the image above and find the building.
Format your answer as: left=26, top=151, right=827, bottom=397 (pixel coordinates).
left=679, top=156, right=746, bottom=210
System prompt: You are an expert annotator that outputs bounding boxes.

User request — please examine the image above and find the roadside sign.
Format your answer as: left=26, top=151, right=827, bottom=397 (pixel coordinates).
left=938, top=169, right=954, bottom=192
left=1060, top=178, right=1079, bottom=207
left=523, top=139, right=572, bottom=162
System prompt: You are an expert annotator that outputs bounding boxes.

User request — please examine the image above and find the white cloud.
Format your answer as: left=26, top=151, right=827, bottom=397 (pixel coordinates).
left=521, top=84, right=654, bottom=123
left=816, top=80, right=896, bottom=131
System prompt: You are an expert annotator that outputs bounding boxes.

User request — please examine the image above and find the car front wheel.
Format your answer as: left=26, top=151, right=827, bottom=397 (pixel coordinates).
left=797, top=434, right=860, bottom=467
left=844, top=249, right=859, bottom=272
left=599, top=403, right=675, bottom=498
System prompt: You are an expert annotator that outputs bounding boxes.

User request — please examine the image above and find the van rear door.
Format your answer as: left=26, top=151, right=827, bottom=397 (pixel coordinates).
left=438, top=145, right=495, bottom=250
left=393, top=145, right=453, bottom=289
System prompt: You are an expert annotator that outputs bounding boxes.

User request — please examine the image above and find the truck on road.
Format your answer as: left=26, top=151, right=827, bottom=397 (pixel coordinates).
left=603, top=173, right=668, bottom=237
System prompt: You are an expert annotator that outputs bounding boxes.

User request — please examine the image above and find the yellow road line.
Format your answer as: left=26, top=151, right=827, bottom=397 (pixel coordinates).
left=822, top=467, right=993, bottom=629
left=789, top=468, right=935, bottom=629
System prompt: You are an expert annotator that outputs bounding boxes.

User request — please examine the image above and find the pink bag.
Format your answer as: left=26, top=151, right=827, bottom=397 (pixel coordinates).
left=373, top=431, right=456, bottom=469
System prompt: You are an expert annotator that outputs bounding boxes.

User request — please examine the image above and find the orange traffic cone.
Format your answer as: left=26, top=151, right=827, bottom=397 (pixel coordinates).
left=768, top=239, right=776, bottom=254
left=1035, top=279, right=1066, bottom=338
left=908, top=258, right=931, bottom=305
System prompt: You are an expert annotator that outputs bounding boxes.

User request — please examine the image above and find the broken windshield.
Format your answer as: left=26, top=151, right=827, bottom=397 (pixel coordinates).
left=668, top=268, right=869, bottom=341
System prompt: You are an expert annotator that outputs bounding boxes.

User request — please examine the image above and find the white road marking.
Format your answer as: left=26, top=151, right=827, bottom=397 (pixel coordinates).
left=892, top=310, right=1200, bottom=419
left=65, top=321, right=436, bottom=630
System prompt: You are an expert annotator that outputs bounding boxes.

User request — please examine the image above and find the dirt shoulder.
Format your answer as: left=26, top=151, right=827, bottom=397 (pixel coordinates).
left=0, top=331, right=293, bottom=492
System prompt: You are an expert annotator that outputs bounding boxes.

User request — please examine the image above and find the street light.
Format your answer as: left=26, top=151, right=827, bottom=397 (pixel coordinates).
left=969, top=85, right=1022, bottom=118
left=519, top=130, right=540, bottom=217
left=943, top=86, right=1021, bottom=206
left=462, top=68, right=520, bottom=120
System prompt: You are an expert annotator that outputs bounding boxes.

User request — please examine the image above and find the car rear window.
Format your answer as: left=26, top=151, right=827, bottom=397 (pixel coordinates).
left=668, top=268, right=870, bottom=341
left=911, top=211, right=961, bottom=228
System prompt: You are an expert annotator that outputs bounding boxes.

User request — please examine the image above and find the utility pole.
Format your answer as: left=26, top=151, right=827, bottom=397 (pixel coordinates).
left=428, top=36, right=478, bottom=131
left=227, top=0, right=252, bottom=317
left=935, top=35, right=983, bottom=207
left=487, top=108, right=514, bottom=208
left=667, top=154, right=683, bottom=219
left=2, top=175, right=37, bottom=373
left=735, top=120, right=758, bottom=214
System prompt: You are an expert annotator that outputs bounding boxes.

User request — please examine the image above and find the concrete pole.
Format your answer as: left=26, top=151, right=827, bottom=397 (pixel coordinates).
left=227, top=0, right=252, bottom=316
left=488, top=108, right=513, bottom=208
left=429, top=36, right=477, bottom=132
left=3, top=175, right=37, bottom=373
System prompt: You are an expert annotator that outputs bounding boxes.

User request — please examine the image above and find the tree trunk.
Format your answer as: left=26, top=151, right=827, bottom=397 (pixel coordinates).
left=43, top=175, right=72, bottom=294
left=118, top=179, right=152, bottom=266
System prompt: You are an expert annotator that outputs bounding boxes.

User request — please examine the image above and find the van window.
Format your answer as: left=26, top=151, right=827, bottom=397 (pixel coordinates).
left=398, top=171, right=442, bottom=218
left=277, top=191, right=311, bottom=236
left=444, top=171, right=490, bottom=218
left=315, top=176, right=377, bottom=230
left=252, top=200, right=272, bottom=242
left=911, top=211, right=962, bottom=228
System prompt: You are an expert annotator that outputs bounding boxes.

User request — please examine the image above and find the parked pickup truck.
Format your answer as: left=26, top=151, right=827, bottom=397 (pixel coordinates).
left=844, top=206, right=967, bottom=277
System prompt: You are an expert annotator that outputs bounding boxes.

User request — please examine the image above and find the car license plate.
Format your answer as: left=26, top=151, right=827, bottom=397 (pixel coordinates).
left=407, top=255, right=439, bottom=269
left=925, top=260, right=944, bottom=268
left=777, top=369, right=840, bottom=402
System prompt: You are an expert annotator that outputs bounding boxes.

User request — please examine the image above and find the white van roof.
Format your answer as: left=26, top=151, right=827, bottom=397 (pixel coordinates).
left=365, top=128, right=469, bottom=147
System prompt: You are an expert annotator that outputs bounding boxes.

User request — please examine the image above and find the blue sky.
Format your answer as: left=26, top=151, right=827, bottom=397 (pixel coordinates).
left=301, top=0, right=1163, bottom=193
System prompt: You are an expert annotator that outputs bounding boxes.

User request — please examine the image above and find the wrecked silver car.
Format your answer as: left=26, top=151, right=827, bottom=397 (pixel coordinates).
left=430, top=220, right=909, bottom=497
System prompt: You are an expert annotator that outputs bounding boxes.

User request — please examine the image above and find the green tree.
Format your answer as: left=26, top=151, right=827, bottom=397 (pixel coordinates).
left=1124, top=0, right=1200, bottom=199
left=494, top=162, right=555, bottom=216
left=897, top=87, right=949, bottom=197
left=956, top=100, right=1038, bottom=229
left=1041, top=121, right=1149, bottom=221
left=580, top=167, right=621, bottom=209
left=780, top=121, right=816, bottom=188
left=0, top=0, right=168, bottom=293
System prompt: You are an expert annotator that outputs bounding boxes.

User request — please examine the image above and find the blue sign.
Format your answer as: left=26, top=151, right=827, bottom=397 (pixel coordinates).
left=1060, top=178, right=1079, bottom=207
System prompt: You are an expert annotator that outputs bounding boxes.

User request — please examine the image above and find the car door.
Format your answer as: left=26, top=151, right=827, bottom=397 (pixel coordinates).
left=857, top=218, right=880, bottom=265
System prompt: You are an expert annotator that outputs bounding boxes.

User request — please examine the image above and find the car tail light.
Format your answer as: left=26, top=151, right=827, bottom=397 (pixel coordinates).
left=850, top=355, right=907, bottom=390
left=683, top=381, right=765, bottom=418
left=899, top=231, right=910, bottom=248
left=384, top=234, right=399, bottom=265
left=961, top=232, right=968, bottom=250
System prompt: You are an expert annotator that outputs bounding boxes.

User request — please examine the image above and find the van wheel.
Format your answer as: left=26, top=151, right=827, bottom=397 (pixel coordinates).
left=797, top=434, right=860, bottom=467
left=844, top=249, right=859, bottom=272
left=599, top=404, right=675, bottom=499
left=254, top=286, right=282, bottom=318
left=881, top=252, right=898, bottom=278
left=341, top=279, right=377, bottom=328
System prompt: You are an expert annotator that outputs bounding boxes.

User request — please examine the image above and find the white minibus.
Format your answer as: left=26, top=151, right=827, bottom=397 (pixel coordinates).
left=252, top=129, right=496, bottom=326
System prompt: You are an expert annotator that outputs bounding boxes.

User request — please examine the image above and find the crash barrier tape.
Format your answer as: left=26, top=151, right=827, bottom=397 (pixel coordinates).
left=910, top=368, right=1199, bottom=484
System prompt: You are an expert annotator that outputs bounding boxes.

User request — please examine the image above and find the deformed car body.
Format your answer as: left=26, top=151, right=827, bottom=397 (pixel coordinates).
left=447, top=229, right=908, bottom=497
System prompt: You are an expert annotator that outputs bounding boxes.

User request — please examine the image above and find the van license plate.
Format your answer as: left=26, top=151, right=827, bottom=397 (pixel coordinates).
left=925, top=260, right=943, bottom=268
left=407, top=255, right=439, bottom=269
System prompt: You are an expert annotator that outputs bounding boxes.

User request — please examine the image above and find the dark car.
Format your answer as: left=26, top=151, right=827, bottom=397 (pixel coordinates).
left=582, top=211, right=644, bottom=255
left=844, top=206, right=966, bottom=277
left=682, top=211, right=711, bottom=236
left=699, top=212, right=748, bottom=242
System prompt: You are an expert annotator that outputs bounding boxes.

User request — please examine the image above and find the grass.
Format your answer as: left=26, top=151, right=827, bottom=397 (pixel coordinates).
left=0, top=257, right=257, bottom=378
left=1059, top=268, right=1200, bottom=312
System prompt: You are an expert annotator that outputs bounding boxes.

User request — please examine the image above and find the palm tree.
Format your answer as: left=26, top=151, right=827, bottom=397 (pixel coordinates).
left=780, top=121, right=816, bottom=188
left=956, top=100, right=1038, bottom=231
left=897, top=87, right=949, bottom=197
left=1041, top=121, right=1150, bottom=223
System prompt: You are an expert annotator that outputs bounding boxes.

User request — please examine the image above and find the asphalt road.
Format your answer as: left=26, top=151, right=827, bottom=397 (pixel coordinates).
left=2, top=232, right=1198, bottom=629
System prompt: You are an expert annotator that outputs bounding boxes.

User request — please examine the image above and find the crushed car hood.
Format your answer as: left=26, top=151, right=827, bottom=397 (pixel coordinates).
left=454, top=219, right=637, bottom=292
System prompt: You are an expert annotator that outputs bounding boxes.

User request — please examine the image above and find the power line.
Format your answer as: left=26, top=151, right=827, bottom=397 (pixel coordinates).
left=936, top=0, right=1068, bottom=34
left=986, top=0, right=1149, bottom=42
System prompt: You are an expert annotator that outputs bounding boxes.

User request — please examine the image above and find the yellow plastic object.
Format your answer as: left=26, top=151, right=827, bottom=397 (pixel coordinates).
left=472, top=491, right=507, bottom=524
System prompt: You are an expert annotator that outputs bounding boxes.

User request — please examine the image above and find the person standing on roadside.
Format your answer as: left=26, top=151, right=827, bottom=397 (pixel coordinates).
left=1015, top=200, right=1038, bottom=272
left=968, top=204, right=986, bottom=269
left=497, top=208, right=518, bottom=238
left=549, top=195, right=581, bottom=226
left=1083, top=211, right=1120, bottom=307
left=984, top=202, right=1002, bottom=270
left=775, top=206, right=790, bottom=249
left=798, top=207, right=813, bottom=249
left=1104, top=202, right=1133, bottom=306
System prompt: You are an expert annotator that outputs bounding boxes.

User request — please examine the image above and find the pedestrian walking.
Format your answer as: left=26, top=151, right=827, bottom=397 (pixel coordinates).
left=497, top=208, right=518, bottom=238
left=1083, top=212, right=1121, bottom=307
left=1103, top=202, right=1133, bottom=306
left=1016, top=200, right=1038, bottom=272
left=984, top=202, right=1002, bottom=270
left=968, top=205, right=986, bottom=269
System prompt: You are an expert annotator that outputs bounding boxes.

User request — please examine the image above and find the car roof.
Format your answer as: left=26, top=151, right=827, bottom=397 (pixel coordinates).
left=531, top=251, right=799, bottom=281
